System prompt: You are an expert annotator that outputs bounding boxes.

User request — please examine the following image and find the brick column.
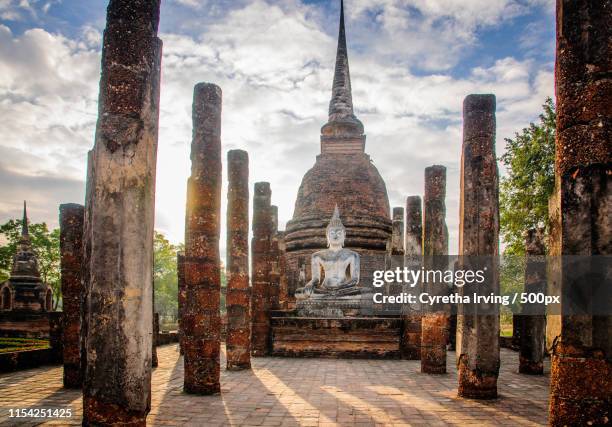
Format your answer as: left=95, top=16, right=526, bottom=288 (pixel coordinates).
left=152, top=312, right=159, bottom=368
left=82, top=0, right=162, bottom=423
left=183, top=83, right=222, bottom=395
left=226, top=149, right=251, bottom=370
left=59, top=203, right=84, bottom=388
left=278, top=232, right=288, bottom=309
left=548, top=1, right=611, bottom=424
left=457, top=94, right=500, bottom=399
left=80, top=151, right=93, bottom=395
left=177, top=252, right=185, bottom=355
left=401, top=196, right=422, bottom=360
left=448, top=260, right=459, bottom=352
left=48, top=312, right=63, bottom=363
left=404, top=196, right=422, bottom=257
left=251, top=182, right=272, bottom=356
left=151, top=274, right=158, bottom=368
left=421, top=165, right=449, bottom=374
left=391, top=207, right=405, bottom=256
left=269, top=205, right=280, bottom=311
left=519, top=228, right=546, bottom=375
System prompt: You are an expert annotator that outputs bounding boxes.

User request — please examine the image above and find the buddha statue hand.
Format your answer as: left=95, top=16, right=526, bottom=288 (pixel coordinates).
left=295, top=278, right=318, bottom=300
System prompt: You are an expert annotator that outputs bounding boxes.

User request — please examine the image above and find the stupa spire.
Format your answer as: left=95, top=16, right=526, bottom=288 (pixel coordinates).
left=328, top=0, right=356, bottom=122
left=320, top=0, right=365, bottom=153
left=21, top=200, right=29, bottom=237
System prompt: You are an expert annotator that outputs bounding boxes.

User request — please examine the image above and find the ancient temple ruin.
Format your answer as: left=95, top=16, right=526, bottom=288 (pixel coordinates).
left=1, top=1, right=608, bottom=426
left=0, top=202, right=53, bottom=314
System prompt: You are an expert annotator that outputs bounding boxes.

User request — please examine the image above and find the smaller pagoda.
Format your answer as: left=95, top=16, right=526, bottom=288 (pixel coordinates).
left=0, top=202, right=53, bottom=313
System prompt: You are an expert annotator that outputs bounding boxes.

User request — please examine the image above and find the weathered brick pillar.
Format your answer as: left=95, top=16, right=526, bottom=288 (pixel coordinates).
left=548, top=1, right=611, bottom=424
left=404, top=196, right=422, bottom=256
left=448, top=312, right=457, bottom=352
left=183, top=83, right=222, bottom=395
left=448, top=260, right=459, bottom=352
left=270, top=206, right=278, bottom=233
left=421, top=165, right=449, bottom=374
left=82, top=0, right=162, bottom=423
left=519, top=228, right=546, bottom=375
left=152, top=312, right=159, bottom=368
left=59, top=203, right=84, bottom=388
left=48, top=312, right=64, bottom=363
left=278, top=233, right=288, bottom=309
left=391, top=207, right=405, bottom=255
left=151, top=275, right=158, bottom=368
left=80, top=151, right=93, bottom=395
left=457, top=94, right=500, bottom=399
left=226, top=149, right=251, bottom=371
left=269, top=205, right=280, bottom=311
left=401, top=196, right=422, bottom=360
left=251, top=182, right=272, bottom=356
left=512, top=314, right=522, bottom=349
left=177, top=252, right=185, bottom=355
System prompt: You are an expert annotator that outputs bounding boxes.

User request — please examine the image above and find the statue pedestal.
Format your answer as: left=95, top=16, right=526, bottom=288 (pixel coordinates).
left=270, top=289, right=402, bottom=359
left=270, top=315, right=401, bottom=358
left=296, top=294, right=373, bottom=317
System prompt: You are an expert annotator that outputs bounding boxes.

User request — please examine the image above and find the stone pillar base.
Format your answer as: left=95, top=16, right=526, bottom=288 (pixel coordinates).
left=518, top=357, right=543, bottom=375
left=421, top=313, right=448, bottom=374
left=83, top=397, right=147, bottom=427
left=401, top=348, right=421, bottom=360
left=400, top=314, right=421, bottom=360
left=549, top=345, right=611, bottom=426
left=63, top=363, right=81, bottom=389
left=227, top=361, right=251, bottom=371
left=226, top=342, right=251, bottom=370
left=183, top=340, right=221, bottom=395
left=184, top=383, right=221, bottom=395
left=421, top=359, right=446, bottom=374
left=457, top=355, right=498, bottom=399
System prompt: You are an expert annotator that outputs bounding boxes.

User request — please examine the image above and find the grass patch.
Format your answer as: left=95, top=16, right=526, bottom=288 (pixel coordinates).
left=0, top=337, right=50, bottom=353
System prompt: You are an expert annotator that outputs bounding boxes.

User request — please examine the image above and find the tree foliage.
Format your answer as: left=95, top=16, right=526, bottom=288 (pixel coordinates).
left=499, top=98, right=556, bottom=255
left=0, top=219, right=61, bottom=309
left=153, top=230, right=227, bottom=328
left=153, top=231, right=181, bottom=325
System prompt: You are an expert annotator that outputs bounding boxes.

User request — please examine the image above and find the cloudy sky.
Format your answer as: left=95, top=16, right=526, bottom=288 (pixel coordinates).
left=0, top=0, right=555, bottom=256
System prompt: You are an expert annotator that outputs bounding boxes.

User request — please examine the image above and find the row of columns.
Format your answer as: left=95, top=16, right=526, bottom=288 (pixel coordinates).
left=395, top=95, right=529, bottom=401
left=181, top=82, right=283, bottom=389
left=55, top=0, right=608, bottom=424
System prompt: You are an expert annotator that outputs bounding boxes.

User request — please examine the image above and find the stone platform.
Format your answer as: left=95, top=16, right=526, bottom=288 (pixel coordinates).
left=270, top=315, right=401, bottom=358
left=0, top=312, right=53, bottom=338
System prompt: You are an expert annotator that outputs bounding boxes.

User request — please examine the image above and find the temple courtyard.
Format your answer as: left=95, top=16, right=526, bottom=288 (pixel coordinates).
left=1, top=344, right=549, bottom=426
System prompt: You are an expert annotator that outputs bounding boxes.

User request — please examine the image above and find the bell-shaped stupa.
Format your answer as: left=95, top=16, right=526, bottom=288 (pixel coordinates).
left=285, top=0, right=391, bottom=297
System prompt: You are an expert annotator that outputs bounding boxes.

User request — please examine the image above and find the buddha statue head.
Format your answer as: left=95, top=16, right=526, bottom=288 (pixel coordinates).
left=326, top=205, right=346, bottom=249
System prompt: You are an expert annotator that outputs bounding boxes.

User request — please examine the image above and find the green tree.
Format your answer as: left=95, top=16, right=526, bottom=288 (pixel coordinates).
left=151, top=231, right=229, bottom=328
left=153, top=231, right=181, bottom=327
left=499, top=97, right=556, bottom=255
left=0, top=220, right=61, bottom=309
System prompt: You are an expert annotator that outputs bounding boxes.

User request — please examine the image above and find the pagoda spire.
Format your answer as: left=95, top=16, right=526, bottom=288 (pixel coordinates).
left=328, top=0, right=357, bottom=122
left=21, top=200, right=29, bottom=237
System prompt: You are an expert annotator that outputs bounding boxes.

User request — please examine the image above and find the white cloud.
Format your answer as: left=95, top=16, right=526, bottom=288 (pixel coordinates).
left=346, top=0, right=554, bottom=71
left=0, top=0, right=554, bottom=257
left=0, top=24, right=98, bottom=228
left=0, top=0, right=57, bottom=21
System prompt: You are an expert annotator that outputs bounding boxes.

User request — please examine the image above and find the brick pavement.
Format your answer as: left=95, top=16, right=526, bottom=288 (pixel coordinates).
left=0, top=344, right=549, bottom=426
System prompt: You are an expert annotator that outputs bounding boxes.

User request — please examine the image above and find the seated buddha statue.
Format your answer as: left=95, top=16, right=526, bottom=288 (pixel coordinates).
left=295, top=206, right=362, bottom=299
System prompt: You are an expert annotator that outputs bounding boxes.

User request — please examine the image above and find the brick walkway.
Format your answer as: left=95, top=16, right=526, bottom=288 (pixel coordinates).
left=0, top=344, right=549, bottom=426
